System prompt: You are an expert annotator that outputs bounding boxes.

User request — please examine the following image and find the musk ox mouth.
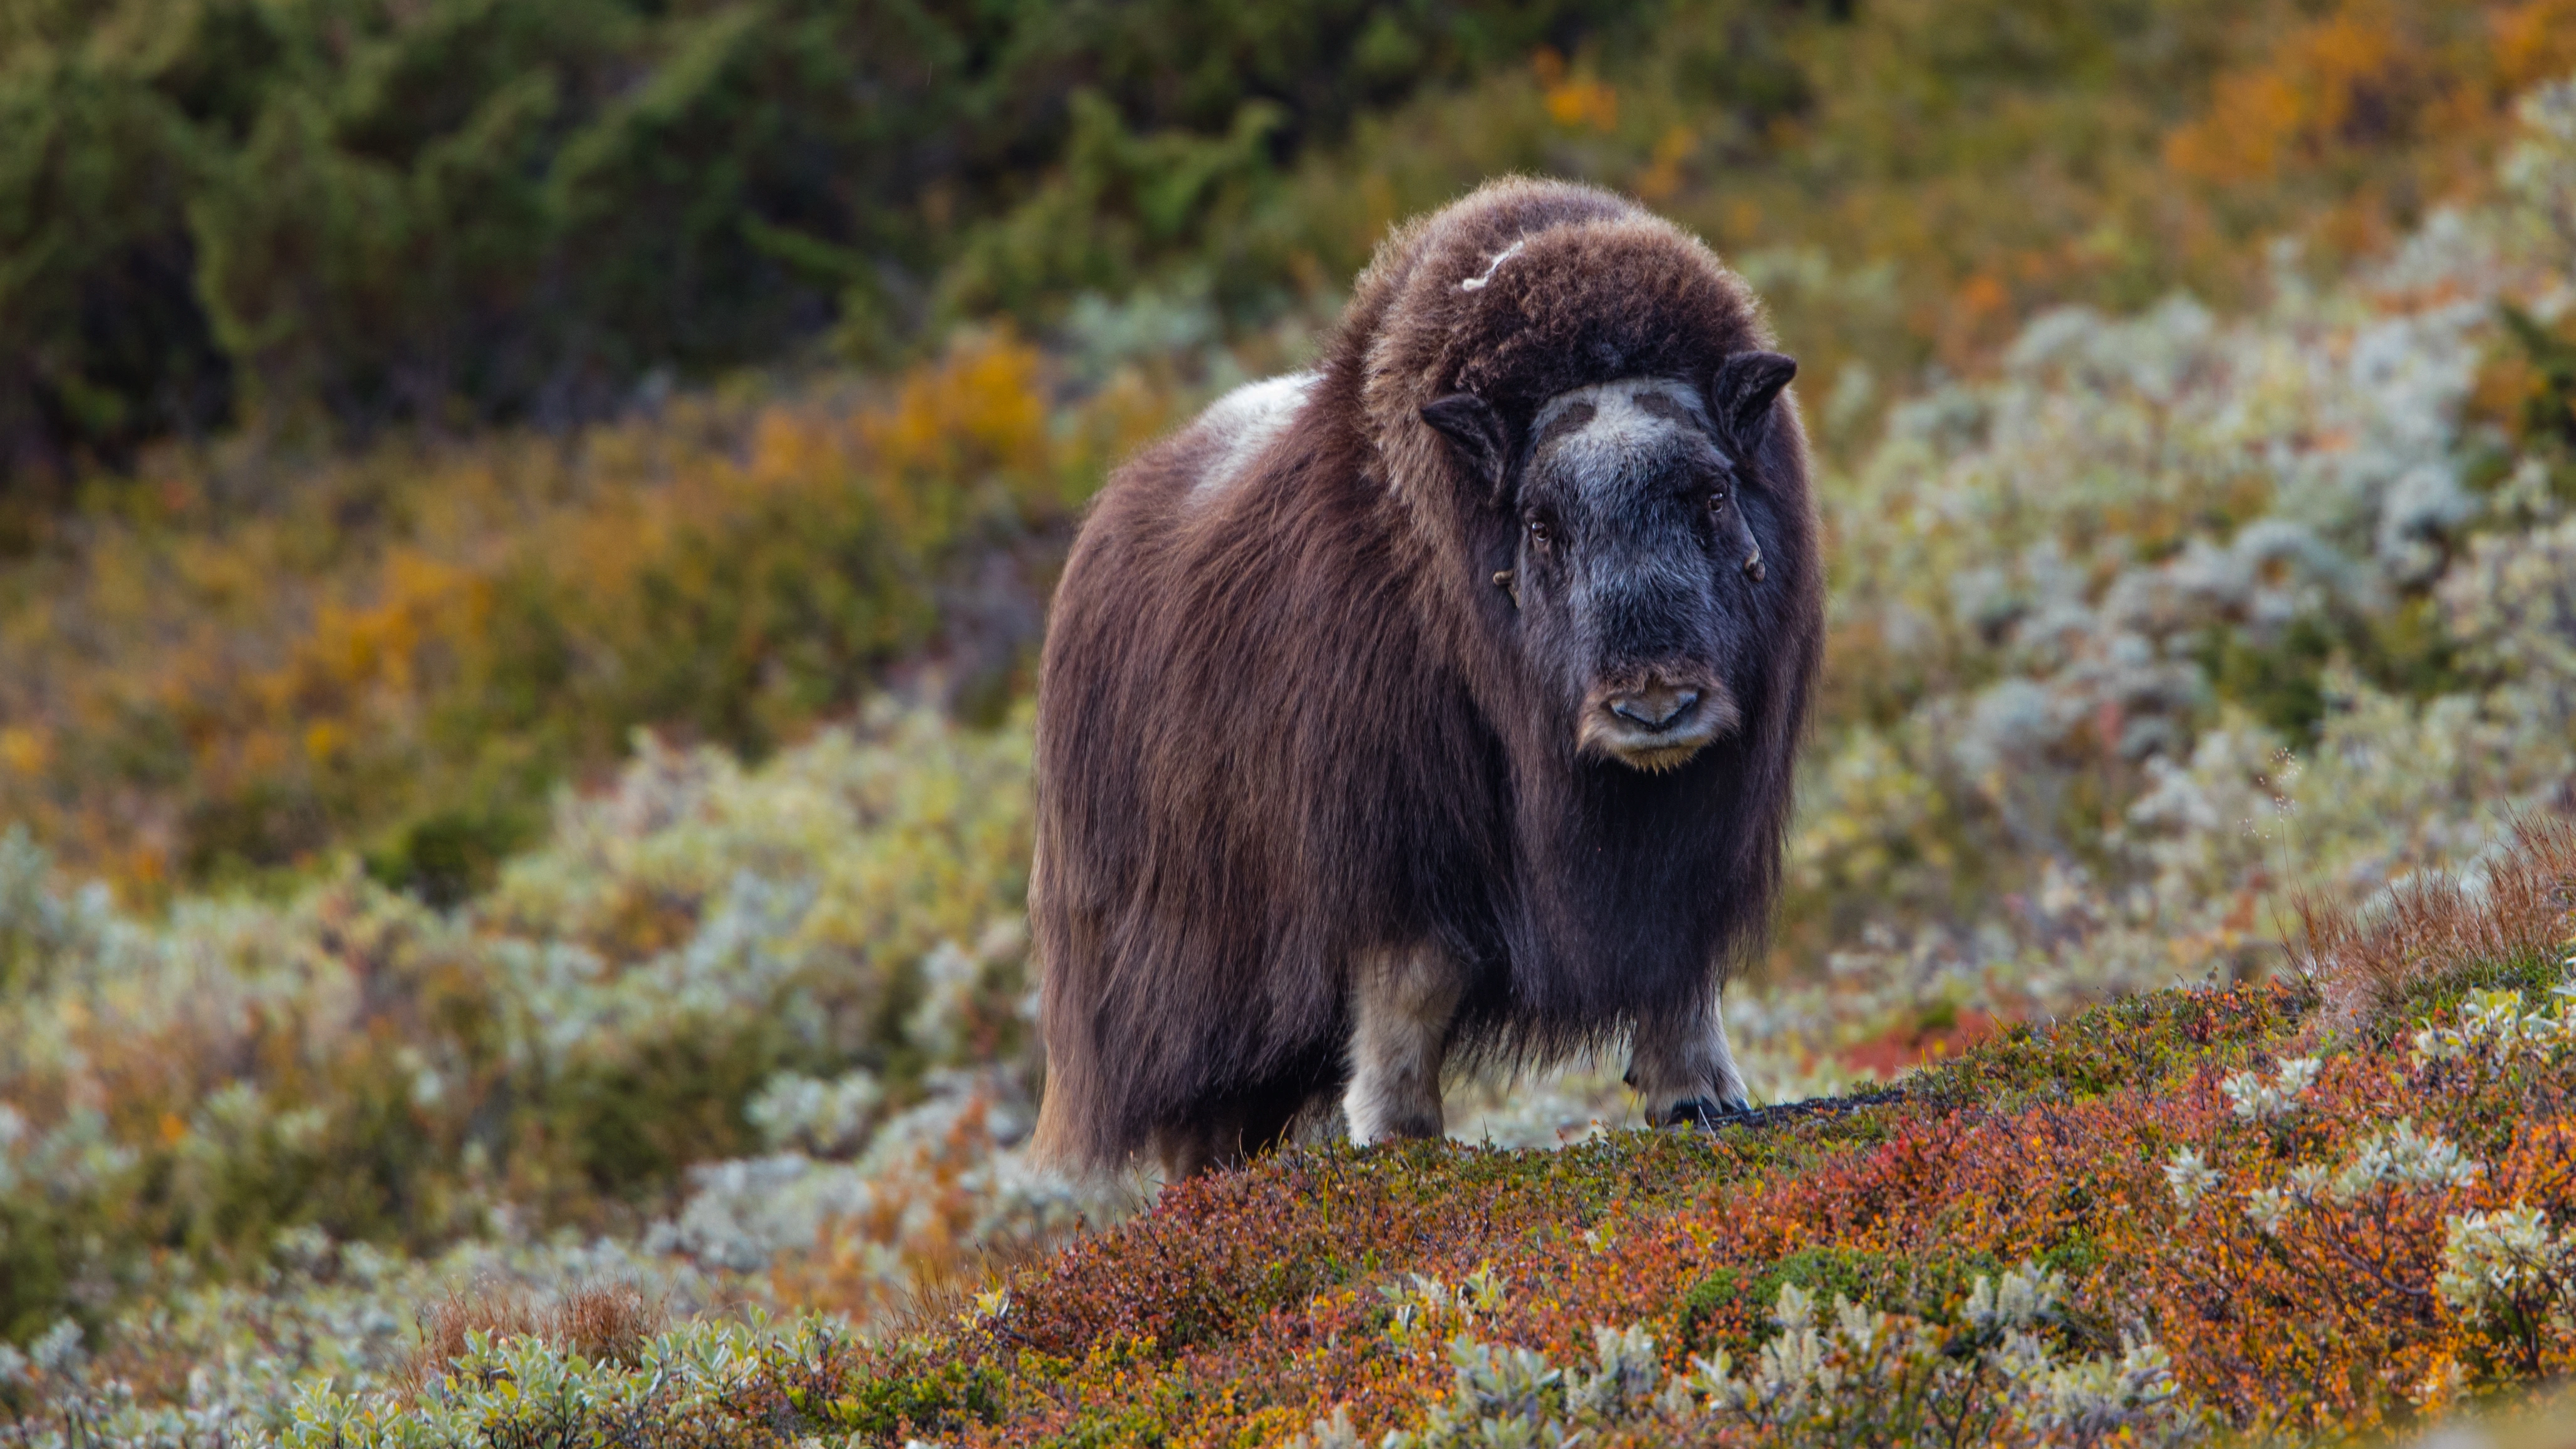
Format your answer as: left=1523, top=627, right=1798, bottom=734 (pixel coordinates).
left=1576, top=678, right=1742, bottom=772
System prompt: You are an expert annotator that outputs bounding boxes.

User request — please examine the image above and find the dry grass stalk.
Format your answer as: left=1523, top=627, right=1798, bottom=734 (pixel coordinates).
left=2293, top=814, right=2576, bottom=1031
left=402, top=1282, right=667, bottom=1397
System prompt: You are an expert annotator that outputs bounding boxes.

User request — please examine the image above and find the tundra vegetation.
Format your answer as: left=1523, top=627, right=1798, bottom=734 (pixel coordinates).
left=5, top=1, right=2576, bottom=1444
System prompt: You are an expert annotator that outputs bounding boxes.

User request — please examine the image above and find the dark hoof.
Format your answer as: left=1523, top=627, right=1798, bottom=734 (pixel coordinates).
left=1656, top=1096, right=1751, bottom=1130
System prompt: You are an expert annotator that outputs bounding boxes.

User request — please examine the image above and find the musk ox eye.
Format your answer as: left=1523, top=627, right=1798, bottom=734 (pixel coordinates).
left=1526, top=516, right=1554, bottom=547
left=1705, top=489, right=1728, bottom=514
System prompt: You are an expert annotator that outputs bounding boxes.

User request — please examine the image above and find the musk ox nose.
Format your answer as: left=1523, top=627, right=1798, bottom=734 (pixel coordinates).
left=1608, top=687, right=1700, bottom=732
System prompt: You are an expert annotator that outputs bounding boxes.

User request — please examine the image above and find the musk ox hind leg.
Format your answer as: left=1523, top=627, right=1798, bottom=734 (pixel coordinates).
left=1343, top=942, right=1467, bottom=1145
left=1626, top=985, right=1753, bottom=1128
left=1150, top=1081, right=1311, bottom=1183
left=1150, top=1109, right=1247, bottom=1185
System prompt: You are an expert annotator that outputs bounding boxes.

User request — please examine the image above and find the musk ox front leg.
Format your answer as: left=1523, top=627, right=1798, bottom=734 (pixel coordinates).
left=1343, top=943, right=1466, bottom=1144
left=1626, top=986, right=1753, bottom=1127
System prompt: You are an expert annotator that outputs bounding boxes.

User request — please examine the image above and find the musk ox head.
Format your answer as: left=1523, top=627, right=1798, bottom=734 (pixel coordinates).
left=1421, top=353, right=1797, bottom=772
left=1353, top=180, right=1814, bottom=783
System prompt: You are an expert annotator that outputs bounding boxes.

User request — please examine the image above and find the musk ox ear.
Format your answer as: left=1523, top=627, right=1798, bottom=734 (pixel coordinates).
left=1710, top=351, right=1798, bottom=455
left=1420, top=392, right=1510, bottom=496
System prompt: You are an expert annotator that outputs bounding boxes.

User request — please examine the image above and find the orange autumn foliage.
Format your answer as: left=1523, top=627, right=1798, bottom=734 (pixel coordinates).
left=0, top=336, right=1171, bottom=903
left=722, top=823, right=2576, bottom=1445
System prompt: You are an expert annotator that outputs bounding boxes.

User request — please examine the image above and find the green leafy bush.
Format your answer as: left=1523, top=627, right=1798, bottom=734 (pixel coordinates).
left=0, top=0, right=1609, bottom=476
left=8, top=0, right=2561, bottom=486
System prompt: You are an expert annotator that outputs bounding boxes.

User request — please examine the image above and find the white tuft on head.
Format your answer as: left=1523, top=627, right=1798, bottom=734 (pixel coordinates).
left=1458, top=241, right=1527, bottom=292
left=1188, top=371, right=1317, bottom=505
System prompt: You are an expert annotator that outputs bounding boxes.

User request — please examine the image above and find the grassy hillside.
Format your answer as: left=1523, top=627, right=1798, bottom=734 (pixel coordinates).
left=17, top=824, right=2570, bottom=1444
left=3, top=71, right=2576, bottom=1446
left=8, top=3, right=2576, bottom=1445
left=400, top=826, right=2576, bottom=1443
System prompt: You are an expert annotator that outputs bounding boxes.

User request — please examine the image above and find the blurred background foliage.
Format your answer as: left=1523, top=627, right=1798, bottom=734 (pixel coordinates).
left=0, top=331, right=1162, bottom=901
left=7, top=0, right=2572, bottom=491
left=5, top=0, right=2573, bottom=904
left=0, top=0, right=1604, bottom=483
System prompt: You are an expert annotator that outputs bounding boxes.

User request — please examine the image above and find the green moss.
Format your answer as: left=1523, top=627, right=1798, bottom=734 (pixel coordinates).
left=0, top=1193, right=84, bottom=1346
left=1911, top=985, right=2310, bottom=1112
left=813, top=1359, right=1005, bottom=1441
left=2502, top=303, right=2576, bottom=462
left=363, top=806, right=537, bottom=910
left=2196, top=596, right=2472, bottom=745
left=1039, top=1407, right=1180, bottom=1449
left=180, top=779, right=331, bottom=885
left=2199, top=616, right=2338, bottom=743
left=2374, top=946, right=2572, bottom=1041
left=554, top=1025, right=800, bottom=1204
left=2038, top=1231, right=2104, bottom=1283
left=1679, top=1245, right=2019, bottom=1353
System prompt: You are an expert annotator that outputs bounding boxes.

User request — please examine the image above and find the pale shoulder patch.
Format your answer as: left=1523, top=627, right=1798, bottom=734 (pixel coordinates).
left=1189, top=371, right=1317, bottom=503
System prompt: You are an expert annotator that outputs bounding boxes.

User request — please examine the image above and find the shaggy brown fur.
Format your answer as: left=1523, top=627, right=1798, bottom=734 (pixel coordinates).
left=1031, top=178, right=1826, bottom=1177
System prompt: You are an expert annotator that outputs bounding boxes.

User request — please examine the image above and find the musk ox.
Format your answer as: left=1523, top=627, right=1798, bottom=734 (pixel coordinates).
left=1031, top=178, right=1824, bottom=1179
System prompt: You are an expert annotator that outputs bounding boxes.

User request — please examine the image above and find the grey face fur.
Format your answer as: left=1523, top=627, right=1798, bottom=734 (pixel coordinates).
left=1514, top=376, right=1766, bottom=771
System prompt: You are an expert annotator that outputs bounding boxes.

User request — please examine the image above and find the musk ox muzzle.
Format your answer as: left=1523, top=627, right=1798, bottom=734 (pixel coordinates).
left=1581, top=672, right=1742, bottom=771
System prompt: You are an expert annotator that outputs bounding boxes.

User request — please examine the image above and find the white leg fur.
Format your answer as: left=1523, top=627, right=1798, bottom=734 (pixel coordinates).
left=1343, top=943, right=1465, bottom=1145
left=1626, top=985, right=1752, bottom=1126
